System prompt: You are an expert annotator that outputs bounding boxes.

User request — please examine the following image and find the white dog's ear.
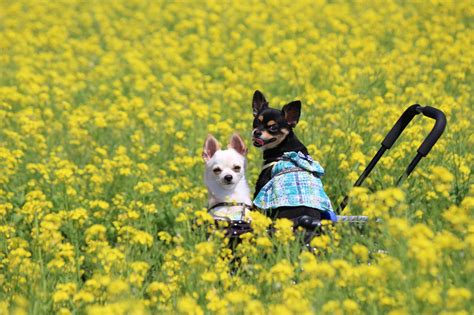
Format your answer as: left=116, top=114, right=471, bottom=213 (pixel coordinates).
left=228, top=133, right=248, bottom=156
left=202, top=134, right=221, bottom=161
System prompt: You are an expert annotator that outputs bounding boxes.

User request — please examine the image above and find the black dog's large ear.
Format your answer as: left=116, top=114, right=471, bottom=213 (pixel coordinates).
left=252, top=90, right=268, bottom=117
left=202, top=134, right=221, bottom=161
left=282, top=101, right=301, bottom=127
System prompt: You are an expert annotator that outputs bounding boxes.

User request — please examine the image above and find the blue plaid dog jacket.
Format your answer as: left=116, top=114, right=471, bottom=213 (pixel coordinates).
left=253, top=151, right=335, bottom=218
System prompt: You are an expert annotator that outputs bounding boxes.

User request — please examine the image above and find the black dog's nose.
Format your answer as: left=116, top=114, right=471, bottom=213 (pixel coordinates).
left=253, top=129, right=262, bottom=137
left=224, top=175, right=233, bottom=182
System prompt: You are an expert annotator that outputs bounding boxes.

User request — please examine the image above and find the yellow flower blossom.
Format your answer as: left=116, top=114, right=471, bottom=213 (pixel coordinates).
left=265, top=259, right=294, bottom=285
left=352, top=244, right=369, bottom=262
left=273, top=218, right=295, bottom=243
left=250, top=211, right=272, bottom=235
left=446, top=287, right=472, bottom=309
left=177, top=296, right=203, bottom=315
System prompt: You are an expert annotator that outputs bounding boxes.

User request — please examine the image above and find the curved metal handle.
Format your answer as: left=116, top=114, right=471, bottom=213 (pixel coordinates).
left=382, top=104, right=446, bottom=156
left=337, top=104, right=447, bottom=213
left=382, top=104, right=420, bottom=149
left=415, top=105, right=447, bottom=156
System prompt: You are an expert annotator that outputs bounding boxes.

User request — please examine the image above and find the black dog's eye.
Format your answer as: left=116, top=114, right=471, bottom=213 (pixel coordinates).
left=268, top=125, right=279, bottom=133
left=233, top=165, right=241, bottom=172
left=213, top=167, right=222, bottom=174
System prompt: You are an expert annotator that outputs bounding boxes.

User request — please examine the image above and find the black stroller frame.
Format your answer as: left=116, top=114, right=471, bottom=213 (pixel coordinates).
left=211, top=104, right=447, bottom=241
left=336, top=104, right=447, bottom=214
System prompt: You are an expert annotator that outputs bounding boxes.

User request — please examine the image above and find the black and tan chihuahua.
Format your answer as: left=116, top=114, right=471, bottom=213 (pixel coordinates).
left=251, top=90, right=334, bottom=224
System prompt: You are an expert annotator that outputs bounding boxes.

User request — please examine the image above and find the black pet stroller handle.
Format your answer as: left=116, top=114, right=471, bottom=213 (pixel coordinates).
left=383, top=104, right=447, bottom=157
left=337, top=104, right=446, bottom=213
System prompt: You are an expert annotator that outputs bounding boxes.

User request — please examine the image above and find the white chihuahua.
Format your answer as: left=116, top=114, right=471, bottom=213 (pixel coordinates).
left=202, top=133, right=252, bottom=222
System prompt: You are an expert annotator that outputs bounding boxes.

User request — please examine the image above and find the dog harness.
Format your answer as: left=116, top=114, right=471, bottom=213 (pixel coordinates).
left=253, top=151, right=335, bottom=218
left=207, top=202, right=252, bottom=222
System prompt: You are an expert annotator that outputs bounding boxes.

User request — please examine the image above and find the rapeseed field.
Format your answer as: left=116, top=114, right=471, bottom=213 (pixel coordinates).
left=0, top=0, right=473, bottom=314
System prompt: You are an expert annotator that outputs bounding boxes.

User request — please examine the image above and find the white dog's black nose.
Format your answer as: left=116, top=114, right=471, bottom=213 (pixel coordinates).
left=224, top=175, right=233, bottom=183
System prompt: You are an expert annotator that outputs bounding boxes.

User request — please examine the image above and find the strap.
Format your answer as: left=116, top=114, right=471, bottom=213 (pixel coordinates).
left=208, top=202, right=252, bottom=211
left=264, top=154, right=320, bottom=178
left=261, top=161, right=278, bottom=171
left=273, top=166, right=319, bottom=178
left=208, top=203, right=252, bottom=221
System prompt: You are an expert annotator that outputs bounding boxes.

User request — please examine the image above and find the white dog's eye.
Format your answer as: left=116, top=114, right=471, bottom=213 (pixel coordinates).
left=213, top=167, right=222, bottom=174
left=233, top=165, right=241, bottom=172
